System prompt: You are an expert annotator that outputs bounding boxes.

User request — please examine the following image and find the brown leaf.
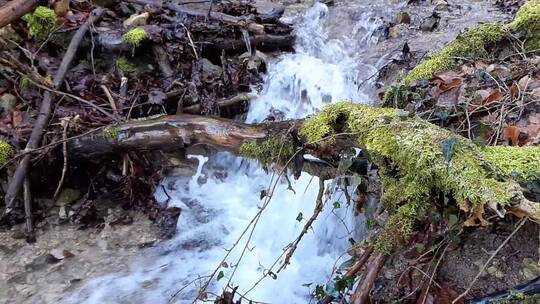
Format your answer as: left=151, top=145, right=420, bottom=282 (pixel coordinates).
left=436, top=86, right=461, bottom=108
left=502, top=125, right=521, bottom=146
left=475, top=89, right=491, bottom=103
left=12, top=111, right=23, bottom=128
left=518, top=75, right=531, bottom=91
left=464, top=205, right=489, bottom=227
left=482, top=89, right=503, bottom=105
left=510, top=83, right=519, bottom=99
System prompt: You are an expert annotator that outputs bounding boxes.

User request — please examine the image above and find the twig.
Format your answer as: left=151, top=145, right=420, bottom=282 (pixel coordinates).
left=23, top=177, right=35, bottom=243
left=277, top=179, right=325, bottom=273
left=53, top=118, right=70, bottom=200
left=3, top=8, right=105, bottom=214
left=351, top=253, right=387, bottom=304
left=452, top=217, right=527, bottom=303
left=181, top=23, right=199, bottom=61
left=319, top=246, right=374, bottom=304
left=100, top=85, right=119, bottom=115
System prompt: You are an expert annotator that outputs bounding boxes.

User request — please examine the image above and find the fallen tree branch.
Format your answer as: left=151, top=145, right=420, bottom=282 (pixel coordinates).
left=3, top=7, right=105, bottom=214
left=0, top=0, right=39, bottom=29
left=351, top=253, right=387, bottom=304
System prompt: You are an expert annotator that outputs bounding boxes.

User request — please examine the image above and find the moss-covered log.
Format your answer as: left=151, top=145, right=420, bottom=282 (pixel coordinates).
left=69, top=104, right=540, bottom=253
left=300, top=103, right=539, bottom=252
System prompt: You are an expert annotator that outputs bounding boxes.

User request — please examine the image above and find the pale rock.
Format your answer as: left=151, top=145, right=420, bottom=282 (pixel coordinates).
left=123, top=12, right=150, bottom=28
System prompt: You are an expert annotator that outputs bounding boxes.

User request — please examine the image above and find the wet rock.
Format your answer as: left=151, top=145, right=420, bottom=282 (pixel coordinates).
left=389, top=25, right=401, bottom=38
left=0, top=93, right=17, bottom=116
left=522, top=257, right=540, bottom=280
left=156, top=207, right=181, bottom=239
left=486, top=265, right=505, bottom=279
left=240, top=50, right=268, bottom=72
left=420, top=13, right=440, bottom=31
left=396, top=11, right=411, bottom=24
left=434, top=0, right=449, bottom=11
left=252, top=0, right=285, bottom=22
left=25, top=254, right=61, bottom=271
left=53, top=0, right=70, bottom=17
left=123, top=12, right=150, bottom=28
left=199, top=58, right=223, bottom=82
left=55, top=188, right=81, bottom=206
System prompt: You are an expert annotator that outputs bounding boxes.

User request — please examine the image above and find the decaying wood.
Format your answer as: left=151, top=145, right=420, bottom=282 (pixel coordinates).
left=0, top=0, right=39, bottom=29
left=3, top=8, right=105, bottom=214
left=70, top=114, right=273, bottom=157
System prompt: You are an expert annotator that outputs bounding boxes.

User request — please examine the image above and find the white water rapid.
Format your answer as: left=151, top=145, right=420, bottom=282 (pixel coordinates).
left=64, top=3, right=386, bottom=303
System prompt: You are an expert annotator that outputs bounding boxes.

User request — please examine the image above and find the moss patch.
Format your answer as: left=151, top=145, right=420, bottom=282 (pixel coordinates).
left=300, top=102, right=528, bottom=252
left=116, top=57, right=140, bottom=78
left=0, top=140, right=13, bottom=166
left=483, top=146, right=540, bottom=183
left=122, top=27, right=147, bottom=49
left=509, top=0, right=540, bottom=51
left=101, top=127, right=120, bottom=139
left=403, top=24, right=505, bottom=84
left=24, top=6, right=57, bottom=41
left=239, top=139, right=295, bottom=165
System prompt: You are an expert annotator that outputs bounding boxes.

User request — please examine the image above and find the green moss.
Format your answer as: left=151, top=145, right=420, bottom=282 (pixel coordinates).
left=239, top=139, right=295, bottom=165
left=116, top=57, right=140, bottom=77
left=483, top=146, right=540, bottom=183
left=19, top=77, right=32, bottom=91
left=101, top=127, right=120, bottom=139
left=510, top=0, right=540, bottom=32
left=24, top=6, right=57, bottom=41
left=509, top=0, right=540, bottom=51
left=0, top=140, right=13, bottom=166
left=122, top=27, right=147, bottom=49
left=403, top=24, right=505, bottom=84
left=300, top=102, right=528, bottom=252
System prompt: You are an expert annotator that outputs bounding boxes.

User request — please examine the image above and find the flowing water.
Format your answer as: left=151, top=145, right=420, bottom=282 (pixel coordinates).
left=64, top=2, right=398, bottom=303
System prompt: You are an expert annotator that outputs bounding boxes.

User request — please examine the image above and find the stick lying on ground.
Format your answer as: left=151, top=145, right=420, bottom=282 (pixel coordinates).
left=3, top=7, right=106, bottom=215
left=0, top=0, right=39, bottom=29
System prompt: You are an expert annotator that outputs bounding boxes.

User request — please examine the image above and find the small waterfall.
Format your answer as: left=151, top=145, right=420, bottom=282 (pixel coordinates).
left=64, top=3, right=386, bottom=304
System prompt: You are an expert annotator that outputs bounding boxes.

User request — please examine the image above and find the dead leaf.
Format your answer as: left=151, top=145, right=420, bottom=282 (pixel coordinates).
left=12, top=111, right=23, bottom=128
left=436, top=86, right=461, bottom=108
left=502, top=126, right=520, bottom=146
left=518, top=75, right=530, bottom=90
left=464, top=205, right=489, bottom=227
left=475, top=89, right=491, bottom=103
left=510, top=83, right=519, bottom=99
left=482, top=89, right=503, bottom=105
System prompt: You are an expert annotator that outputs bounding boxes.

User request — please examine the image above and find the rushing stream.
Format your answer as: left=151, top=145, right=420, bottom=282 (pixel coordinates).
left=64, top=2, right=394, bottom=303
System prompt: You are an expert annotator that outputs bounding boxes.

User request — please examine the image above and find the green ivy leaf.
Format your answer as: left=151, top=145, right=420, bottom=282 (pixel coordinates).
left=333, top=201, right=341, bottom=209
left=296, top=212, right=303, bottom=222
left=216, top=270, right=224, bottom=281
left=441, top=138, right=459, bottom=162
